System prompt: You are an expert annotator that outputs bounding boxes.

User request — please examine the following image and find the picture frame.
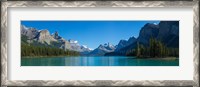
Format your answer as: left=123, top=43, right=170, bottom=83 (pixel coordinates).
left=1, top=0, right=199, bottom=87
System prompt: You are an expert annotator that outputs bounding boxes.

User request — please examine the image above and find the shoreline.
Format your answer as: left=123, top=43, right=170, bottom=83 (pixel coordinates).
left=131, top=57, right=179, bottom=59
left=21, top=56, right=179, bottom=60
left=21, top=55, right=80, bottom=58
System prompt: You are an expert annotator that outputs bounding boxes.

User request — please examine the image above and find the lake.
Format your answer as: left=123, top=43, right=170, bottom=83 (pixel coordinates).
left=21, top=56, right=179, bottom=66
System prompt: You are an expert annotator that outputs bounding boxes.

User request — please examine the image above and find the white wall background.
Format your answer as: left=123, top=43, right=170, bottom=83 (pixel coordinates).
left=8, top=7, right=193, bottom=80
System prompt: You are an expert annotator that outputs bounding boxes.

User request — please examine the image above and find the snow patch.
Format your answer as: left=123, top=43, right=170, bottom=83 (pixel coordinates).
left=82, top=45, right=87, bottom=48
left=74, top=40, right=78, bottom=43
left=89, top=48, right=93, bottom=50
left=68, top=39, right=78, bottom=44
left=22, top=25, right=29, bottom=30
left=153, top=23, right=158, bottom=25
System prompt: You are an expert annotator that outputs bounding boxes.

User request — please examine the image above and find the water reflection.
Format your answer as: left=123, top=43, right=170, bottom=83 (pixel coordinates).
left=21, top=56, right=179, bottom=66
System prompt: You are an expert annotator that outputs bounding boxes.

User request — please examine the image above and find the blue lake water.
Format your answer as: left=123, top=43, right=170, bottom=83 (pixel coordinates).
left=21, top=56, right=179, bottom=66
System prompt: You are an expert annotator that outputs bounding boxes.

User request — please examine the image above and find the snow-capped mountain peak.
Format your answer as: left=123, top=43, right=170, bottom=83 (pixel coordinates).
left=89, top=42, right=116, bottom=56
left=21, top=25, right=92, bottom=53
left=82, top=45, right=87, bottom=48
left=68, top=39, right=78, bottom=44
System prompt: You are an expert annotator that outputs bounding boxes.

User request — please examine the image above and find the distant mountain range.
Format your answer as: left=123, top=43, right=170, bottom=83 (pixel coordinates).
left=115, top=36, right=137, bottom=51
left=105, top=21, right=179, bottom=56
left=88, top=43, right=116, bottom=56
left=21, top=21, right=179, bottom=56
left=21, top=25, right=92, bottom=54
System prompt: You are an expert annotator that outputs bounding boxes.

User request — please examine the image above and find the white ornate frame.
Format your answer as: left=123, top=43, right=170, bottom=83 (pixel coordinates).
left=1, top=1, right=199, bottom=87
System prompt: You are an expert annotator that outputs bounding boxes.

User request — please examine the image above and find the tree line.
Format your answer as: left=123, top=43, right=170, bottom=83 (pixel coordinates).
left=21, top=35, right=79, bottom=57
left=126, top=38, right=179, bottom=58
left=21, top=44, right=80, bottom=57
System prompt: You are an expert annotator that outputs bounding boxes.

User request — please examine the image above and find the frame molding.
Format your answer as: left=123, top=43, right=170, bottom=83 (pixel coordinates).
left=1, top=1, right=199, bottom=87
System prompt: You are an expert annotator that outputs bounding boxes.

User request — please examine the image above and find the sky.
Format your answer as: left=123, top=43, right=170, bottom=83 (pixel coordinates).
left=21, top=21, right=160, bottom=49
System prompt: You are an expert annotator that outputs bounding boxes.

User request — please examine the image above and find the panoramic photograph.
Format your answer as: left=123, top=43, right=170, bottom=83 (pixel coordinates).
left=21, top=21, right=179, bottom=66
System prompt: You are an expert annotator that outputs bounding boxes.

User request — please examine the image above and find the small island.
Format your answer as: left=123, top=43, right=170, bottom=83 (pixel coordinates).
left=105, top=38, right=179, bottom=59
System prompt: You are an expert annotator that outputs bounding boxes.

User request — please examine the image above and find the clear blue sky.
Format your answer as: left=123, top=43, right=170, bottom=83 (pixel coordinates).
left=21, top=21, right=160, bottom=49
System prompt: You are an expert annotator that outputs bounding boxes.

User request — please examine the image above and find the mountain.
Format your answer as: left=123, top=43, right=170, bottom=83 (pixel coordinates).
left=68, top=39, right=92, bottom=53
left=21, top=21, right=179, bottom=56
left=137, top=23, right=159, bottom=45
left=21, top=25, right=57, bottom=44
left=21, top=25, right=92, bottom=53
left=115, top=36, right=136, bottom=51
left=157, top=21, right=179, bottom=47
left=37, top=29, right=57, bottom=44
left=21, top=25, right=39, bottom=39
left=106, top=21, right=179, bottom=56
left=88, top=43, right=116, bottom=56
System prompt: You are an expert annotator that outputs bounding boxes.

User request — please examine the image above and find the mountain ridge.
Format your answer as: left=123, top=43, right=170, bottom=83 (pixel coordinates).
left=21, top=21, right=179, bottom=56
left=106, top=21, right=179, bottom=56
left=88, top=42, right=116, bottom=56
left=21, top=25, right=92, bottom=53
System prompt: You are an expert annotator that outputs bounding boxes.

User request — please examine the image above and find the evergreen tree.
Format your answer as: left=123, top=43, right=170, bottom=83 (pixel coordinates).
left=136, top=42, right=140, bottom=57
left=21, top=44, right=80, bottom=57
left=126, top=37, right=179, bottom=58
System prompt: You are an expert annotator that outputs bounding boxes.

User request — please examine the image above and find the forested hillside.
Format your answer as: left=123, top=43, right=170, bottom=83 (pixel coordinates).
left=105, top=21, right=179, bottom=58
left=21, top=35, right=79, bottom=57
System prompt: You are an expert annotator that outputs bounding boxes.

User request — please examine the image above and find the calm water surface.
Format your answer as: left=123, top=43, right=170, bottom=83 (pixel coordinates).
left=21, top=56, right=179, bottom=66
